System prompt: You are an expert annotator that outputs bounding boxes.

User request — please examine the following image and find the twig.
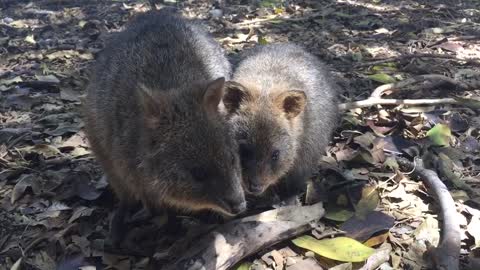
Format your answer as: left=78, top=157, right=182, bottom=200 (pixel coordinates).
left=355, top=53, right=480, bottom=68
left=397, top=157, right=460, bottom=270
left=338, top=98, right=459, bottom=110
left=370, top=74, right=471, bottom=98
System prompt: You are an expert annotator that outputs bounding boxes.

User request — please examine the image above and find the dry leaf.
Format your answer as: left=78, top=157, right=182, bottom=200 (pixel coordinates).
left=292, top=235, right=375, bottom=262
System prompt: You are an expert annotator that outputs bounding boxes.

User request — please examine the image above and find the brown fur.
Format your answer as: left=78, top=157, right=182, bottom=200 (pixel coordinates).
left=84, top=10, right=246, bottom=218
left=223, top=43, right=339, bottom=197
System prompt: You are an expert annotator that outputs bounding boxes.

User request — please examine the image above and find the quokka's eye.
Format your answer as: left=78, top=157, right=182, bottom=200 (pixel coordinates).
left=239, top=143, right=253, bottom=160
left=190, top=167, right=209, bottom=182
left=271, top=150, right=280, bottom=162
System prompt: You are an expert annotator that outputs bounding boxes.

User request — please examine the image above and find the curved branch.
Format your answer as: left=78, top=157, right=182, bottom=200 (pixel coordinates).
left=397, top=157, right=460, bottom=270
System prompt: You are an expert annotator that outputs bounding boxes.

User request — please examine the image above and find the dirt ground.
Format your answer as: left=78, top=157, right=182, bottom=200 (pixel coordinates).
left=1, top=0, right=480, bottom=269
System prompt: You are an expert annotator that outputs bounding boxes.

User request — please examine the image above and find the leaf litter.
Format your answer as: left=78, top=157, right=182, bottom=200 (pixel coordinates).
left=1, top=0, right=480, bottom=269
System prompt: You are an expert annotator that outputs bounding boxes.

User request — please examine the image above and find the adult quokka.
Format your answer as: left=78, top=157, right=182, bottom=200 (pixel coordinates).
left=223, top=43, right=339, bottom=200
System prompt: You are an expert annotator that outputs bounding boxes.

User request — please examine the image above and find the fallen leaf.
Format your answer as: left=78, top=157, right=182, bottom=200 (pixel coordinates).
left=363, top=232, right=389, bottom=247
left=355, top=185, right=379, bottom=218
left=285, top=258, right=322, bottom=270
left=10, top=258, right=22, bottom=270
left=354, top=132, right=376, bottom=149
left=461, top=136, right=479, bottom=153
left=358, top=243, right=392, bottom=270
left=236, top=262, right=252, bottom=270
left=292, top=235, right=375, bottom=262
left=19, top=144, right=62, bottom=158
left=324, top=207, right=354, bottom=222
left=35, top=75, right=60, bottom=84
left=28, top=251, right=56, bottom=270
left=11, top=174, right=41, bottom=204
left=258, top=36, right=268, bottom=45
left=329, top=263, right=352, bottom=270
left=368, top=73, right=395, bottom=84
left=448, top=113, right=469, bottom=132
left=434, top=41, right=464, bottom=52
left=37, top=201, right=71, bottom=220
left=414, top=215, right=440, bottom=246
left=69, top=206, right=94, bottom=223
left=72, top=173, right=102, bottom=201
left=340, top=211, right=395, bottom=242
left=25, top=35, right=36, bottom=44
left=426, top=124, right=451, bottom=146
left=0, top=76, right=23, bottom=85
left=467, top=215, right=480, bottom=248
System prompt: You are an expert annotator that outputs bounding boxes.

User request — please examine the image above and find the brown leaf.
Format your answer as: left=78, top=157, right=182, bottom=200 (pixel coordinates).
left=340, top=211, right=394, bottom=242
left=11, top=174, right=40, bottom=204
left=286, top=258, right=323, bottom=270
left=69, top=206, right=94, bottom=223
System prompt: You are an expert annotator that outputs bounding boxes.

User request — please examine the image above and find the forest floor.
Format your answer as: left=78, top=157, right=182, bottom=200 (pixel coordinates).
left=1, top=0, right=480, bottom=269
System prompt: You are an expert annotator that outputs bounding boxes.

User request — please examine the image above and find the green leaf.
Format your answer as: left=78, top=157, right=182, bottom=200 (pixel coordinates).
left=367, top=73, right=395, bottom=84
left=351, top=52, right=363, bottom=62
left=236, top=262, right=252, bottom=270
left=426, top=124, right=451, bottom=146
left=292, top=235, right=375, bottom=262
left=258, top=36, right=268, bottom=45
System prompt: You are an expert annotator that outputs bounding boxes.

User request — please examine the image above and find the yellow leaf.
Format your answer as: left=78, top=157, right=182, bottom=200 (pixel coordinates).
left=355, top=185, right=379, bottom=218
left=235, top=262, right=252, bottom=270
left=292, top=235, right=375, bottom=262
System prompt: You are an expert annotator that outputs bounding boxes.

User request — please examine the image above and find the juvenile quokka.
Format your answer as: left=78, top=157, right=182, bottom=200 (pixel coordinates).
left=223, top=43, right=339, bottom=198
left=84, top=10, right=246, bottom=241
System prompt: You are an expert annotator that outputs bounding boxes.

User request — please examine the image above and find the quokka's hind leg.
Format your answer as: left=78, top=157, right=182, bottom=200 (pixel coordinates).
left=105, top=174, right=134, bottom=247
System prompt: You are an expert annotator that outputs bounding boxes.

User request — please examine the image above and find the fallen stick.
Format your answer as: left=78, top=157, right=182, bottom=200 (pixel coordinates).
left=338, top=97, right=459, bottom=111
left=397, top=157, right=460, bottom=270
left=162, top=202, right=324, bottom=270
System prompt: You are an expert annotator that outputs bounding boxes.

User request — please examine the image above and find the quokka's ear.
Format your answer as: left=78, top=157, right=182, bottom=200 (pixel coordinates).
left=274, top=90, right=307, bottom=119
left=138, top=84, right=168, bottom=128
left=223, top=81, right=251, bottom=114
left=203, top=77, right=226, bottom=115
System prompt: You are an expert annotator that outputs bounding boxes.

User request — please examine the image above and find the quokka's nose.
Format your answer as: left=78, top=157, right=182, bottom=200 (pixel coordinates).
left=248, top=183, right=264, bottom=195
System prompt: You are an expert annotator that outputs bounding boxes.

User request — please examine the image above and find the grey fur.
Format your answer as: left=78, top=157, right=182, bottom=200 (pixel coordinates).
left=226, top=43, right=339, bottom=197
left=84, top=10, right=245, bottom=217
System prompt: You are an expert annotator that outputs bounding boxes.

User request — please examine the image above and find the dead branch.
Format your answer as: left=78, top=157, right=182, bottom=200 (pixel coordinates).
left=162, top=203, right=324, bottom=270
left=370, top=74, right=471, bottom=98
left=338, top=98, right=460, bottom=111
left=355, top=53, right=480, bottom=68
left=397, top=157, right=460, bottom=270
